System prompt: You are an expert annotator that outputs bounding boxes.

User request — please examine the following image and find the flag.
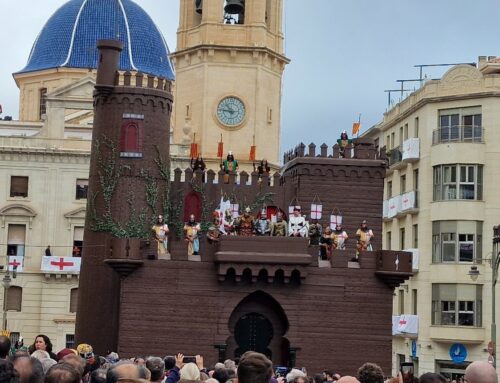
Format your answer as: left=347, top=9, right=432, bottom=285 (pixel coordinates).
left=249, top=145, right=256, bottom=161
left=0, top=105, right=2, bottom=114
left=41, top=256, right=81, bottom=272
left=329, top=215, right=343, bottom=229
left=352, top=122, right=361, bottom=136
left=289, top=205, right=301, bottom=214
left=190, top=143, right=198, bottom=158
left=8, top=256, right=23, bottom=272
left=217, top=141, right=224, bottom=158
left=310, top=204, right=322, bottom=220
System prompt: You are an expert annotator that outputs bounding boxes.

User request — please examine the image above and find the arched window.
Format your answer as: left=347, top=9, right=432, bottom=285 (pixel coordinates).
left=70, top=288, right=78, bottom=313
left=6, top=286, right=22, bottom=312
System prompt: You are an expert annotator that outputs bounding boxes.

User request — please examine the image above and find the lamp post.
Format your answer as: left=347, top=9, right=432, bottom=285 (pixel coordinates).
left=468, top=225, right=500, bottom=369
left=1, top=270, right=11, bottom=331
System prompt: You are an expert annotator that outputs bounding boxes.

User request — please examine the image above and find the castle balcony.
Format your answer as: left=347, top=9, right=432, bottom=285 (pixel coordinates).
left=374, top=250, right=413, bottom=288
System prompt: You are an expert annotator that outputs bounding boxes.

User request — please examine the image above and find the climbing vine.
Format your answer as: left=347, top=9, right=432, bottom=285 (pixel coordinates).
left=190, top=179, right=215, bottom=233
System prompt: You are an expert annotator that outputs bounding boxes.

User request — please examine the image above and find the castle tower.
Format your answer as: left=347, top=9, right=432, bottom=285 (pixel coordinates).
left=171, top=0, right=290, bottom=171
left=75, top=40, right=173, bottom=353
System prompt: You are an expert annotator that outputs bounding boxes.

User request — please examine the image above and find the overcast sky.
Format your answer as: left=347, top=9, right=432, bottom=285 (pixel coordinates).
left=1, top=0, right=500, bottom=153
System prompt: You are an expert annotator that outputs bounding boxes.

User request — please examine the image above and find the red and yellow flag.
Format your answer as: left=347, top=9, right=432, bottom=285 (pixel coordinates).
left=190, top=143, right=198, bottom=158
left=352, top=122, right=361, bottom=136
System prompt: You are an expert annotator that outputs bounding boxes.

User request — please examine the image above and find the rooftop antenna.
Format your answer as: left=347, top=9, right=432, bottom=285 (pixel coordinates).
left=384, top=89, right=413, bottom=108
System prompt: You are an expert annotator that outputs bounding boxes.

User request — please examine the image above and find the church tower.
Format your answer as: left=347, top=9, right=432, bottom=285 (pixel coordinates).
left=171, top=0, right=289, bottom=170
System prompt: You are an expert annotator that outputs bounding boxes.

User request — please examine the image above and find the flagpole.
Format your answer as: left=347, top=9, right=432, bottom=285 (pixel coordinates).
left=357, top=114, right=361, bottom=138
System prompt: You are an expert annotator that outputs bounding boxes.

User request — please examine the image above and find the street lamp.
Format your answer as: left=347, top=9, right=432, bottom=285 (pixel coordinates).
left=468, top=225, right=500, bottom=369
left=2, top=271, right=11, bottom=331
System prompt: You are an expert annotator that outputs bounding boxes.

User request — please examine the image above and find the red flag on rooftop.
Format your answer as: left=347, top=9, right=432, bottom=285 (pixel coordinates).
left=249, top=136, right=256, bottom=161
left=352, top=114, right=362, bottom=136
left=190, top=133, right=198, bottom=158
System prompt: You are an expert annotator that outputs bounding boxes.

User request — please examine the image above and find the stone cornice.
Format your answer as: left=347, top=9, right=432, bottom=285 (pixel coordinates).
left=0, top=149, right=90, bottom=163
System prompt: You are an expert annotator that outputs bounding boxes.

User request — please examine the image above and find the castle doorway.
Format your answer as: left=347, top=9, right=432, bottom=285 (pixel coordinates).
left=227, top=291, right=290, bottom=365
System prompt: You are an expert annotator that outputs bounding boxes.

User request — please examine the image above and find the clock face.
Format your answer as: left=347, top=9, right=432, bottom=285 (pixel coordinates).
left=217, top=97, right=246, bottom=127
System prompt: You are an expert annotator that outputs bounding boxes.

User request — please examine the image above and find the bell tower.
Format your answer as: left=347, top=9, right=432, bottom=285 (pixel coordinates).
left=171, top=0, right=289, bottom=170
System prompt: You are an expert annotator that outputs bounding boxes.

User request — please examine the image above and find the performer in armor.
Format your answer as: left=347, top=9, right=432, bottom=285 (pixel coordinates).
left=319, top=227, right=333, bottom=260
left=190, top=155, right=206, bottom=181
left=308, top=219, right=322, bottom=245
left=152, top=215, right=169, bottom=256
left=237, top=207, right=254, bottom=236
left=289, top=207, right=309, bottom=237
left=254, top=209, right=271, bottom=236
left=332, top=223, right=348, bottom=250
left=207, top=212, right=222, bottom=244
left=223, top=209, right=236, bottom=235
left=338, top=130, right=350, bottom=158
left=270, top=212, right=288, bottom=236
left=356, top=219, right=374, bottom=258
left=184, top=214, right=201, bottom=256
left=221, top=151, right=238, bottom=184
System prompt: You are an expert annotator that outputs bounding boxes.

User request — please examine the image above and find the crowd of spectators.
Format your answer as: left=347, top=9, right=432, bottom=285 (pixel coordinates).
left=0, top=334, right=496, bottom=383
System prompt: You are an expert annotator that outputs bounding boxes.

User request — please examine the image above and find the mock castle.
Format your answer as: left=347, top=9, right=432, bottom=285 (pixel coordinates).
left=75, top=39, right=412, bottom=375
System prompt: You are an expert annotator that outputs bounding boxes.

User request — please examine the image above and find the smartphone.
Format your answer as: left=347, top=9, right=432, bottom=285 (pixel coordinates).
left=400, top=362, right=414, bottom=383
left=183, top=356, right=197, bottom=364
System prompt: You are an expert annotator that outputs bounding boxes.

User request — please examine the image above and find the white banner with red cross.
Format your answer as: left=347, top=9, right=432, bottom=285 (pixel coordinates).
left=310, top=204, right=322, bottom=220
left=230, top=203, right=240, bottom=218
left=289, top=205, right=301, bottom=214
left=8, top=256, right=24, bottom=272
left=41, top=256, right=81, bottom=273
left=329, top=215, right=343, bottom=230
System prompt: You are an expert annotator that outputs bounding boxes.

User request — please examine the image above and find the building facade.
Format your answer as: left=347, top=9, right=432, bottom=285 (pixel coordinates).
left=363, top=57, right=500, bottom=380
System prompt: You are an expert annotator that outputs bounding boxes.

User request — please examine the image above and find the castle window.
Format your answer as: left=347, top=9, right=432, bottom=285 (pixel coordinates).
left=120, top=119, right=144, bottom=158
left=75, top=179, right=88, bottom=200
left=39, top=88, right=47, bottom=120
left=10, top=176, right=28, bottom=198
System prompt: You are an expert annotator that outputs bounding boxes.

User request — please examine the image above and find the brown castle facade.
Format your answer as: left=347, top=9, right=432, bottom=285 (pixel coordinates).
left=75, top=40, right=412, bottom=376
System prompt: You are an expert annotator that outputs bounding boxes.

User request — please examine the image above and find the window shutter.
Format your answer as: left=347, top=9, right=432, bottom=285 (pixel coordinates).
left=6, top=287, right=22, bottom=311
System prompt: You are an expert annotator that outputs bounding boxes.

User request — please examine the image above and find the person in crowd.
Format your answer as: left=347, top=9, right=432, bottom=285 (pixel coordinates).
left=319, top=227, right=333, bottom=260
left=44, top=363, right=80, bottom=383
left=357, top=363, right=384, bottom=383
left=40, top=359, right=56, bottom=375
left=288, top=207, right=308, bottom=237
left=355, top=220, right=374, bottom=259
left=30, top=351, right=49, bottom=363
left=212, top=367, right=231, bottom=383
left=286, top=369, right=306, bottom=383
left=0, top=359, right=18, bottom=383
left=164, top=355, right=176, bottom=376
left=152, top=215, right=170, bottom=257
left=184, top=214, right=201, bottom=256
left=254, top=209, right=271, bottom=236
left=12, top=355, right=44, bottom=383
left=270, top=212, right=288, bottom=237
left=56, top=349, right=77, bottom=361
left=308, top=220, right=322, bottom=246
left=146, top=357, right=165, bottom=383
left=313, top=373, right=324, bottom=383
left=106, top=361, right=148, bottom=383
left=89, top=369, right=106, bottom=383
left=337, top=378, right=359, bottom=383
left=418, top=374, right=447, bottom=383
left=324, top=370, right=339, bottom=382
left=0, top=336, right=10, bottom=360
left=60, top=354, right=85, bottom=379
left=464, top=361, right=498, bottom=383
left=28, top=336, right=57, bottom=361
left=77, top=344, right=101, bottom=377
left=237, top=352, right=272, bottom=383
left=332, top=224, right=348, bottom=250
left=179, top=363, right=202, bottom=383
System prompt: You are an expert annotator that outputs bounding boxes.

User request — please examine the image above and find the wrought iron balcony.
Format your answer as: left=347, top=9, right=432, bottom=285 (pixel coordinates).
left=432, top=125, right=484, bottom=145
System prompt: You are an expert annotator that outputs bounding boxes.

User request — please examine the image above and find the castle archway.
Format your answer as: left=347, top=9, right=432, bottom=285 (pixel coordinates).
left=227, top=291, right=290, bottom=365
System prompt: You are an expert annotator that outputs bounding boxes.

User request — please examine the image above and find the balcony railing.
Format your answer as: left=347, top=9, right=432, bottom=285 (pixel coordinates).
left=432, top=125, right=484, bottom=145
left=383, top=190, right=419, bottom=219
left=388, top=145, right=402, bottom=166
left=387, top=138, right=420, bottom=167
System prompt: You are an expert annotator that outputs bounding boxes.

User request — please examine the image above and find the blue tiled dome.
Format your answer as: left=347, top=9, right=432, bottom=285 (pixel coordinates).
left=18, top=0, right=174, bottom=80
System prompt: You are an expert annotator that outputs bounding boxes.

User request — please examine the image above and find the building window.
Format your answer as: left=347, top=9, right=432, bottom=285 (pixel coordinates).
left=399, top=126, right=404, bottom=146
left=387, top=181, right=393, bottom=199
left=75, top=179, right=88, bottom=200
left=70, top=288, right=78, bottom=313
left=435, top=107, right=482, bottom=143
left=413, top=224, right=418, bottom=248
left=400, top=228, right=405, bottom=250
left=412, top=289, right=418, bottom=315
left=6, top=286, right=22, bottom=311
left=39, top=88, right=47, bottom=120
left=386, top=231, right=392, bottom=250
left=413, top=169, right=419, bottom=191
left=7, top=224, right=26, bottom=257
left=400, top=175, right=406, bottom=194
left=73, top=227, right=84, bottom=257
left=414, top=117, right=419, bottom=138
left=10, top=176, right=28, bottom=198
left=404, top=124, right=409, bottom=140
left=432, top=221, right=482, bottom=263
left=432, top=284, right=482, bottom=327
left=398, top=289, right=405, bottom=315
left=433, top=165, right=483, bottom=201
left=391, top=132, right=395, bottom=149
left=65, top=334, right=75, bottom=349
left=120, top=118, right=144, bottom=158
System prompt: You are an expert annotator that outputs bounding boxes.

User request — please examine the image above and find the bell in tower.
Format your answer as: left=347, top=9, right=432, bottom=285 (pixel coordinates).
left=224, top=0, right=245, bottom=15
left=195, top=0, right=203, bottom=14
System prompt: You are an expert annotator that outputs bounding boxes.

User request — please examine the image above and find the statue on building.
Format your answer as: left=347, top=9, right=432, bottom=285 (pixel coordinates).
left=191, top=155, right=206, bottom=182
left=236, top=207, right=254, bottom=236
left=152, top=215, right=170, bottom=256
left=289, top=207, right=309, bottom=237
left=184, top=214, right=201, bottom=256
left=356, top=219, right=374, bottom=258
left=308, top=219, right=322, bottom=245
left=319, top=227, right=334, bottom=260
left=332, top=224, right=348, bottom=250
left=221, top=151, right=238, bottom=183
left=270, top=212, right=288, bottom=236
left=254, top=209, right=271, bottom=236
